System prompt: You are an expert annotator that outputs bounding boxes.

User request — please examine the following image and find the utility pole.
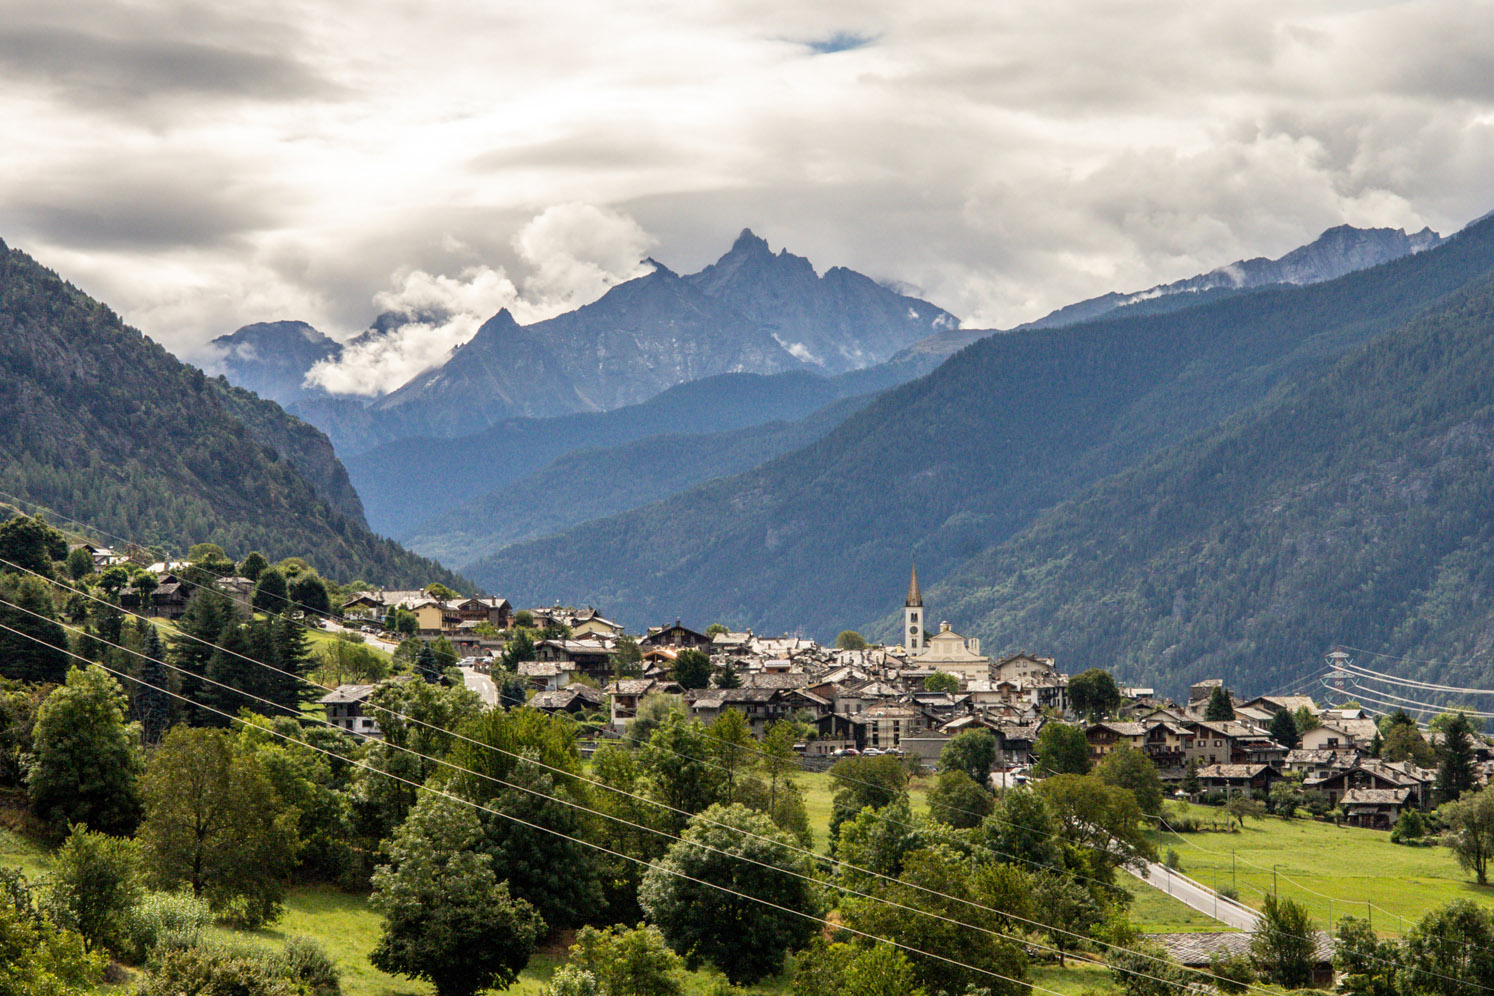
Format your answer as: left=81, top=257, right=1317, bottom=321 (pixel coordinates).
left=1273, top=864, right=1279, bottom=897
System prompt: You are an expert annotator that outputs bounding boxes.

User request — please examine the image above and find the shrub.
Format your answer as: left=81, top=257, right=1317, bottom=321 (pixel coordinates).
left=140, top=943, right=296, bottom=996
left=120, top=890, right=214, bottom=964
left=271, top=937, right=342, bottom=996
left=1164, top=848, right=1182, bottom=871
left=1208, top=951, right=1257, bottom=994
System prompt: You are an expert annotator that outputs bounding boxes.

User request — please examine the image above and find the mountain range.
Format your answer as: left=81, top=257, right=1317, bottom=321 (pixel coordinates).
left=456, top=214, right=1494, bottom=698
left=0, top=239, right=465, bottom=589
left=213, top=229, right=957, bottom=454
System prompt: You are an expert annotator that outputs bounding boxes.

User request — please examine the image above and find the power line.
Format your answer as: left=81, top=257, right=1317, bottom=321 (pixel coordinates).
left=0, top=617, right=1068, bottom=996
left=0, top=595, right=1274, bottom=996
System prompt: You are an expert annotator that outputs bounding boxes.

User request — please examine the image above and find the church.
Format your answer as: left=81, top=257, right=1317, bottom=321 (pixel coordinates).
left=901, top=564, right=992, bottom=685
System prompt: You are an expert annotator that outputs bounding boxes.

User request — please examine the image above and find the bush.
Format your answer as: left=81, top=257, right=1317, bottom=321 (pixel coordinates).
left=138, top=937, right=342, bottom=996
left=120, top=890, right=214, bottom=964
left=1208, top=951, right=1257, bottom=994
left=272, top=937, right=342, bottom=996
left=1391, top=808, right=1428, bottom=845
left=1164, top=848, right=1182, bottom=872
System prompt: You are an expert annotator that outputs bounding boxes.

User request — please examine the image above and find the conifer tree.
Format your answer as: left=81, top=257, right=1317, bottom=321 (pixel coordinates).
left=1437, top=712, right=1480, bottom=803
left=169, top=589, right=234, bottom=725
left=134, top=625, right=170, bottom=745
left=269, top=614, right=314, bottom=711
left=1205, top=685, right=1236, bottom=721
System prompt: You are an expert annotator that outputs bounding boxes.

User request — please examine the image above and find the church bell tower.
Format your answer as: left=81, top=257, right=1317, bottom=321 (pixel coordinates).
left=904, top=563, right=924, bottom=654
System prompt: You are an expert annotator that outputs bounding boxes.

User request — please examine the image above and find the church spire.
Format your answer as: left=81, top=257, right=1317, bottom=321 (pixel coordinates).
left=906, top=562, right=923, bottom=608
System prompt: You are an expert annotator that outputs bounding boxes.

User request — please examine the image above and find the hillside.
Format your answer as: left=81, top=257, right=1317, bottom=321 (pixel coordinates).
left=931, top=272, right=1494, bottom=697
left=210, top=320, right=341, bottom=407
left=348, top=370, right=873, bottom=537
left=460, top=215, right=1494, bottom=635
left=402, top=393, right=875, bottom=563
left=0, top=239, right=465, bottom=589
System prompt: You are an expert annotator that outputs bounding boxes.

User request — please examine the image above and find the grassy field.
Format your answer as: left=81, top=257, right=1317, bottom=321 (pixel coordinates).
left=1118, top=875, right=1238, bottom=933
left=1147, top=804, right=1494, bottom=936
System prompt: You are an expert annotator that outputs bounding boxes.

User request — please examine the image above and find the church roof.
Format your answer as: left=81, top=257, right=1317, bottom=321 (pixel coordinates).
left=906, top=563, right=923, bottom=607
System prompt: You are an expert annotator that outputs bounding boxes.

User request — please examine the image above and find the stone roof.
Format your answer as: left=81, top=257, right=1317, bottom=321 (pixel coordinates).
left=1151, top=931, right=1333, bottom=967
left=1197, top=763, right=1271, bottom=779
left=1341, top=788, right=1412, bottom=806
left=319, top=683, right=378, bottom=704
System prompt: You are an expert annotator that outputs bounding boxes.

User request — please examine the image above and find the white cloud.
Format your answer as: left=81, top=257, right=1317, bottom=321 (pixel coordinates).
left=0, top=0, right=1490, bottom=355
left=301, top=203, right=656, bottom=395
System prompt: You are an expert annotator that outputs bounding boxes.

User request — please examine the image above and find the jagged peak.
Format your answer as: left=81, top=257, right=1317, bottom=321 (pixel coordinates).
left=731, top=228, right=771, bottom=254
left=642, top=257, right=677, bottom=278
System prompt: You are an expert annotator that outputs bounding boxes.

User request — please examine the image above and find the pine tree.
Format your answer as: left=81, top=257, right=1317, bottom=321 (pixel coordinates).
left=203, top=622, right=253, bottom=726
left=268, top=614, right=314, bottom=711
left=415, top=643, right=441, bottom=683
left=1205, top=685, right=1236, bottom=721
left=1437, top=712, right=1479, bottom=803
left=134, top=625, right=170, bottom=745
left=169, top=589, right=234, bottom=726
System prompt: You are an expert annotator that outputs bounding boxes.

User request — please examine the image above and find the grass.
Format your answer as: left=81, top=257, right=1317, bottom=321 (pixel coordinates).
left=1119, top=875, right=1239, bottom=933
left=1148, top=804, right=1494, bottom=936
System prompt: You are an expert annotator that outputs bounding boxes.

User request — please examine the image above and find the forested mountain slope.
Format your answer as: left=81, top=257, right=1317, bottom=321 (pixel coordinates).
left=348, top=370, right=873, bottom=537
left=0, top=239, right=464, bottom=588
left=462, top=216, right=1494, bottom=635
left=932, top=273, right=1494, bottom=697
left=402, top=393, right=875, bottom=563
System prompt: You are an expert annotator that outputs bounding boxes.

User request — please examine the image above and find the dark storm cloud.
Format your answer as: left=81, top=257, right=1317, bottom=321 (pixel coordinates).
left=0, top=26, right=336, bottom=105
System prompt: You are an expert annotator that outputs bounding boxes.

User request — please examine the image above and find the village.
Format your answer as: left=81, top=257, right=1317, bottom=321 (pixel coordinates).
left=317, top=566, right=1469, bottom=834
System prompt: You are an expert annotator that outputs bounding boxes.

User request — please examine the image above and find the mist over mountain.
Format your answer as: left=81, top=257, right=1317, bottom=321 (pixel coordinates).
left=210, top=321, right=342, bottom=407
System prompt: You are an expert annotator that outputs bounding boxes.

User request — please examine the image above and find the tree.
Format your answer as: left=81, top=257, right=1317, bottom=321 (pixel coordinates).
left=1441, top=788, right=1494, bottom=884
left=793, top=939, right=927, bottom=996
left=1401, top=900, right=1494, bottom=996
left=252, top=567, right=290, bottom=613
left=137, top=728, right=299, bottom=927
left=0, top=514, right=67, bottom=578
left=424, top=582, right=459, bottom=600
left=1383, top=723, right=1436, bottom=767
left=0, top=680, right=45, bottom=789
left=44, top=824, right=142, bottom=954
left=415, top=642, right=441, bottom=683
left=705, top=623, right=729, bottom=638
left=840, top=844, right=1028, bottom=996
left=169, top=587, right=235, bottom=724
left=672, top=649, right=711, bottom=690
left=639, top=804, right=822, bottom=984
left=371, top=791, right=543, bottom=996
left=0, top=876, right=105, bottom=995
left=611, top=635, right=643, bottom=677
left=566, top=923, right=684, bottom=996
left=1095, top=743, right=1164, bottom=815
left=1181, top=757, right=1201, bottom=797
left=1334, top=915, right=1401, bottom=996
left=708, top=708, right=756, bottom=805
left=0, top=574, right=68, bottom=684
left=640, top=715, right=723, bottom=825
left=238, top=551, right=269, bottom=582
left=289, top=572, right=332, bottom=617
left=1038, top=774, right=1156, bottom=876
left=1249, top=894, right=1315, bottom=989
left=923, top=671, right=959, bottom=694
left=834, top=631, right=868, bottom=650
left=1106, top=941, right=1193, bottom=996
left=1034, top=722, right=1091, bottom=775
left=26, top=666, right=142, bottom=835
left=938, top=727, right=999, bottom=785
left=1030, top=871, right=1103, bottom=965
left=626, top=693, right=685, bottom=746
left=65, top=547, right=93, bottom=581
left=499, top=628, right=536, bottom=670
left=1437, top=712, right=1479, bottom=803
left=926, top=768, right=994, bottom=828
left=1268, top=708, right=1300, bottom=749
left=1069, top=668, right=1121, bottom=720
left=129, top=624, right=170, bottom=745
left=713, top=664, right=742, bottom=689
left=971, top=787, right=1064, bottom=870
left=1205, top=685, right=1235, bottom=721
left=828, top=754, right=909, bottom=846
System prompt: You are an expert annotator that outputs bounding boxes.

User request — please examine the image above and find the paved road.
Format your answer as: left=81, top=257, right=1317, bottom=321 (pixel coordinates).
left=1126, top=861, right=1261, bottom=931
left=461, top=667, right=498, bottom=707
left=315, top=619, right=398, bottom=654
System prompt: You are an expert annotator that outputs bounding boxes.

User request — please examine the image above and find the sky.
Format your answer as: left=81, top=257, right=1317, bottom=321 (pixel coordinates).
left=3, top=0, right=1493, bottom=390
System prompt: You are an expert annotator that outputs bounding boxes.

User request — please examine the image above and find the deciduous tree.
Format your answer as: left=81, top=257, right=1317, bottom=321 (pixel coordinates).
left=26, top=666, right=142, bottom=835
left=1069, top=668, right=1121, bottom=720
left=371, top=792, right=543, bottom=996
left=639, top=804, right=822, bottom=984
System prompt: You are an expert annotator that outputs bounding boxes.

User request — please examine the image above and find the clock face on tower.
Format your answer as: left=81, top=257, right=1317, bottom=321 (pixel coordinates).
left=908, top=626, right=918, bottom=637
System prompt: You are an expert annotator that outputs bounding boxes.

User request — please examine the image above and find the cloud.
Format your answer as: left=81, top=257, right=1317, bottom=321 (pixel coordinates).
left=511, top=203, right=657, bottom=319
left=301, top=203, right=656, bottom=395
left=1, top=0, right=1491, bottom=356
left=305, top=266, right=520, bottom=396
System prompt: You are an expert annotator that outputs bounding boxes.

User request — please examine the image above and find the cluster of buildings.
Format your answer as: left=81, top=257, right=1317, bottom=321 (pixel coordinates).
left=321, top=568, right=1483, bottom=831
